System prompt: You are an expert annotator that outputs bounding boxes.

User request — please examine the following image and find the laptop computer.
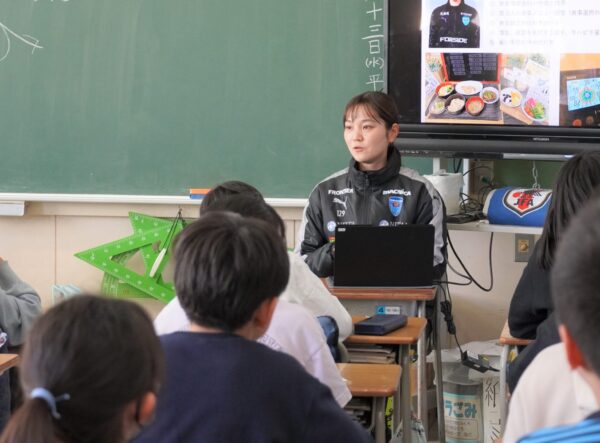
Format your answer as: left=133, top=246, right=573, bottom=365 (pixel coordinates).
left=333, top=225, right=434, bottom=288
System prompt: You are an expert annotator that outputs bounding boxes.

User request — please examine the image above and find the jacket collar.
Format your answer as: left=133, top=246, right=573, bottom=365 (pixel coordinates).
left=348, top=146, right=401, bottom=191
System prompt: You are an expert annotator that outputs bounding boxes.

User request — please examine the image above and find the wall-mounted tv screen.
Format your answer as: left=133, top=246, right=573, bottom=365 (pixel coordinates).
left=388, top=0, right=600, bottom=157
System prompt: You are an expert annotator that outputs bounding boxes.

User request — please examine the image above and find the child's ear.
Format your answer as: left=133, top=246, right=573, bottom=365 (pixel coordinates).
left=137, top=392, right=157, bottom=426
left=124, top=391, right=157, bottom=439
left=559, top=324, right=586, bottom=370
left=253, top=297, right=278, bottom=334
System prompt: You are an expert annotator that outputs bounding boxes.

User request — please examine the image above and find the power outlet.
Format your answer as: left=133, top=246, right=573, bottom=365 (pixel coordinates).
left=515, top=234, right=535, bottom=262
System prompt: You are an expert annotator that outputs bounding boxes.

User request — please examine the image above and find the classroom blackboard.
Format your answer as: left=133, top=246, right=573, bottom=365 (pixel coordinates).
left=0, top=0, right=393, bottom=198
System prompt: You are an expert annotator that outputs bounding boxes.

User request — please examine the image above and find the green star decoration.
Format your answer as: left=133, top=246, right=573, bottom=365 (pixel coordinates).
left=75, top=212, right=185, bottom=303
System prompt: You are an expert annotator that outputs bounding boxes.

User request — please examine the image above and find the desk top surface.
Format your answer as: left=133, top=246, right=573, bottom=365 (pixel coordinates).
left=323, top=279, right=436, bottom=301
left=499, top=321, right=533, bottom=346
left=0, top=354, right=19, bottom=373
left=337, top=363, right=401, bottom=397
left=345, top=316, right=427, bottom=345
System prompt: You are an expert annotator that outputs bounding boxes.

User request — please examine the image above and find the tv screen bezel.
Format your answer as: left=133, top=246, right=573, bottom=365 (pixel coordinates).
left=386, top=0, right=600, bottom=158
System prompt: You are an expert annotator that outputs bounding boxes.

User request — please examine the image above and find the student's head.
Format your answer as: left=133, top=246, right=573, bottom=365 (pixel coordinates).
left=342, top=91, right=400, bottom=171
left=201, top=194, right=286, bottom=240
left=173, top=211, right=289, bottom=337
left=536, top=151, right=600, bottom=269
left=0, top=295, right=163, bottom=443
left=551, top=194, right=600, bottom=379
left=200, top=180, right=263, bottom=214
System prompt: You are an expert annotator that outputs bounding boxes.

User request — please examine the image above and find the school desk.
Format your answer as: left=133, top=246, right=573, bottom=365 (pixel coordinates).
left=0, top=354, right=19, bottom=374
left=346, top=316, right=426, bottom=443
left=327, top=284, right=445, bottom=442
left=337, top=363, right=401, bottom=443
left=499, top=321, right=533, bottom=432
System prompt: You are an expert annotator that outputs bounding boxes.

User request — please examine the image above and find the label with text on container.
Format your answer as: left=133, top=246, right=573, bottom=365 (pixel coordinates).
left=444, top=392, right=482, bottom=443
left=375, top=305, right=402, bottom=315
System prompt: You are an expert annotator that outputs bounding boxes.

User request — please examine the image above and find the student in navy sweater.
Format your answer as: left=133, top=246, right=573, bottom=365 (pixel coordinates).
left=134, top=212, right=371, bottom=443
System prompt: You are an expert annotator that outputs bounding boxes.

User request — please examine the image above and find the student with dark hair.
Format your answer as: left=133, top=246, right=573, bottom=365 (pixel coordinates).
left=508, top=151, right=600, bottom=390
left=199, top=180, right=263, bottom=212
left=157, top=180, right=353, bottom=341
left=0, top=295, right=163, bottom=443
left=298, top=91, right=446, bottom=279
left=206, top=194, right=287, bottom=238
left=136, top=213, right=371, bottom=443
left=516, top=195, right=600, bottom=442
left=155, top=195, right=352, bottom=406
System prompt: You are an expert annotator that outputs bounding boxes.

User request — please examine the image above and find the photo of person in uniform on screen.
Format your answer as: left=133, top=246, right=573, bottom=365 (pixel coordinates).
left=429, top=0, right=480, bottom=49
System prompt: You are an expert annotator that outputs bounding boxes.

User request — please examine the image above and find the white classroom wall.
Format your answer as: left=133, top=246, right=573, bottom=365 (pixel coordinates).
left=0, top=201, right=527, bottom=343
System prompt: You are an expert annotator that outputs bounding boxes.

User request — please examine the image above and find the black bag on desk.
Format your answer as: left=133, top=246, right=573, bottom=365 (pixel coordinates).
left=354, top=314, right=408, bottom=335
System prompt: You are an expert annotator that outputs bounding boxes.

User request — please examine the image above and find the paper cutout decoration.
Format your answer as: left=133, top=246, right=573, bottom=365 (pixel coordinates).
left=75, top=212, right=185, bottom=303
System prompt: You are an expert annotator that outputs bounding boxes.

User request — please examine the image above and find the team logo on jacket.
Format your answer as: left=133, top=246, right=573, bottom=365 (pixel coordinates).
left=462, top=16, right=470, bottom=26
left=388, top=196, right=404, bottom=217
left=502, top=188, right=552, bottom=217
left=327, top=221, right=337, bottom=232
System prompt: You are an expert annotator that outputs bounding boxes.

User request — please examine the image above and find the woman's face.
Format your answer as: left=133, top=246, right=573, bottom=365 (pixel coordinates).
left=343, top=106, right=399, bottom=171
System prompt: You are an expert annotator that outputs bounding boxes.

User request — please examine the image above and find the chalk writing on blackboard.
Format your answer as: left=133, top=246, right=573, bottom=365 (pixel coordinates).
left=0, top=20, right=43, bottom=62
left=363, top=0, right=384, bottom=90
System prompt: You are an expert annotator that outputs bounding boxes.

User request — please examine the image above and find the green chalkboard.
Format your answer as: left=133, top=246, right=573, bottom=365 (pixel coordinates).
left=0, top=0, right=390, bottom=198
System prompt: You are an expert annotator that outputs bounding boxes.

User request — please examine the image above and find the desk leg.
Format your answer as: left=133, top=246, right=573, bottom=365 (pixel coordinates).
left=500, top=344, right=509, bottom=433
left=374, top=397, right=386, bottom=443
left=400, top=344, right=411, bottom=443
left=434, top=289, right=446, bottom=443
left=417, top=300, right=427, bottom=433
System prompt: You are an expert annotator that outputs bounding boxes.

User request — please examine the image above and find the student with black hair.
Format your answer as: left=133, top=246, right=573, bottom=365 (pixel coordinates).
left=154, top=194, right=352, bottom=406
left=198, top=180, right=263, bottom=209
left=157, top=180, right=353, bottom=341
left=0, top=295, right=163, bottom=443
left=298, top=91, right=446, bottom=280
left=508, top=151, right=600, bottom=390
left=516, top=195, right=600, bottom=442
left=136, top=213, right=371, bottom=443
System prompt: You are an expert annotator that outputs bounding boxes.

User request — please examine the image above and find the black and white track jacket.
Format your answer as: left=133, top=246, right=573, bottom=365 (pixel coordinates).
left=298, top=147, right=447, bottom=278
left=429, top=0, right=480, bottom=49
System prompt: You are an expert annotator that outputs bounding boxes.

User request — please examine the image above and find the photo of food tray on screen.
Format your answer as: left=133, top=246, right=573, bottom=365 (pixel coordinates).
left=423, top=52, right=550, bottom=126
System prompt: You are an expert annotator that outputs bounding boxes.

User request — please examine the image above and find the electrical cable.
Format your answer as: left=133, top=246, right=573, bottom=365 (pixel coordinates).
left=462, top=164, right=494, bottom=177
left=447, top=231, right=494, bottom=292
left=437, top=281, right=497, bottom=372
left=435, top=262, right=472, bottom=285
left=453, top=158, right=463, bottom=174
left=447, top=262, right=472, bottom=281
left=459, top=192, right=483, bottom=212
left=437, top=283, right=463, bottom=355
